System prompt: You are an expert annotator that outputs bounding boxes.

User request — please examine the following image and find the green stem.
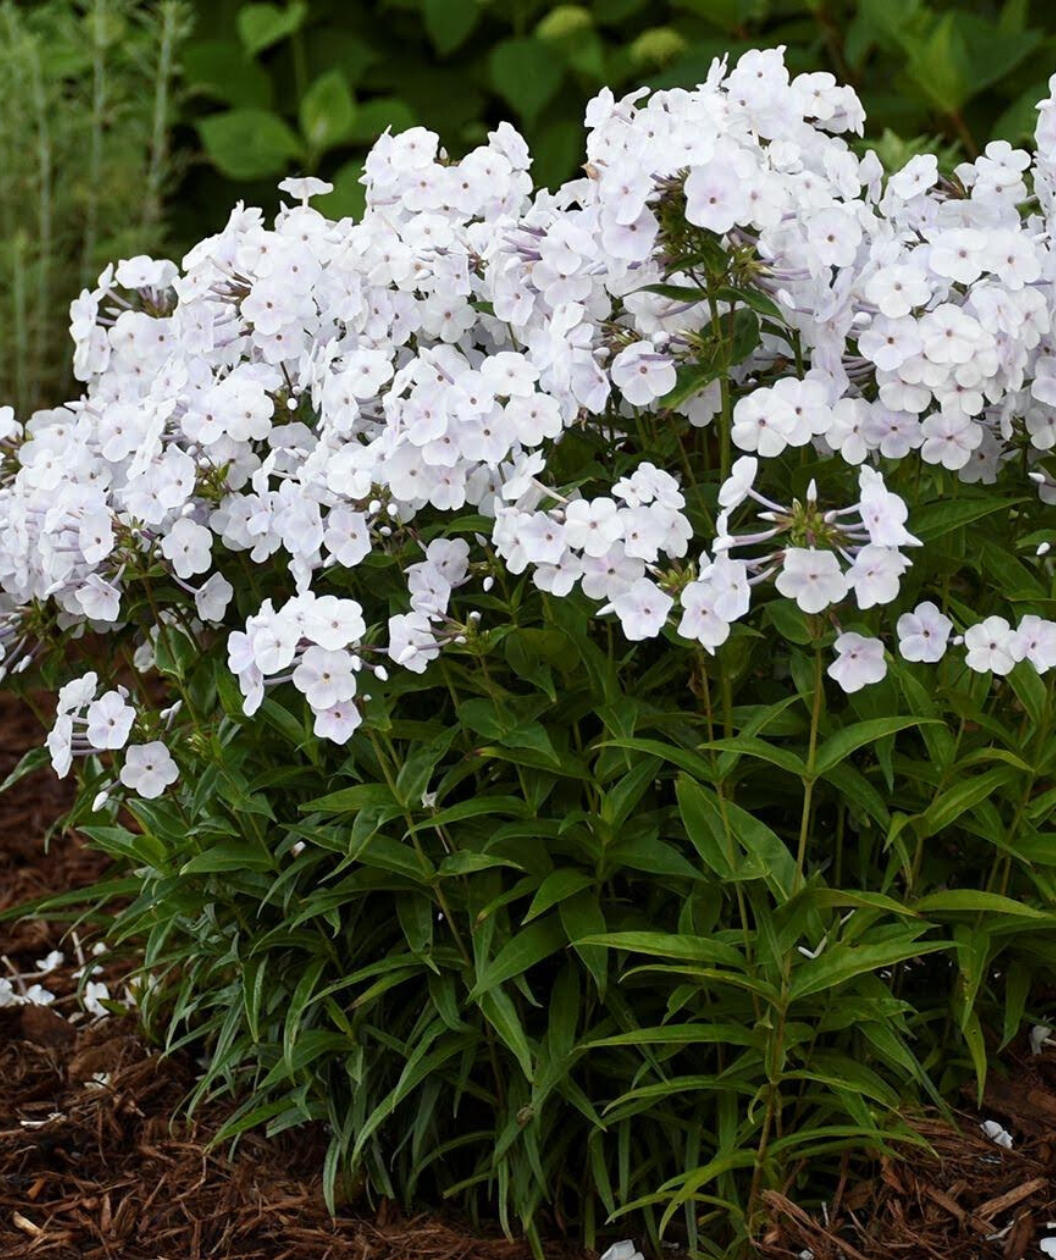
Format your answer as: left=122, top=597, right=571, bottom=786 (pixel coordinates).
left=12, top=231, right=27, bottom=416
left=142, top=1, right=181, bottom=236
left=82, top=0, right=108, bottom=288
left=794, top=643, right=825, bottom=893
left=29, top=36, right=50, bottom=409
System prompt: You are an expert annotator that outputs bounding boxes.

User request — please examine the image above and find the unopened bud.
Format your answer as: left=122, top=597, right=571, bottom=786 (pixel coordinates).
left=482, top=576, right=494, bottom=592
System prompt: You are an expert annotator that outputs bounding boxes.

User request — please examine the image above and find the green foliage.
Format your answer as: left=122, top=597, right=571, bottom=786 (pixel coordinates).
left=0, top=0, right=191, bottom=411
left=178, top=0, right=1056, bottom=229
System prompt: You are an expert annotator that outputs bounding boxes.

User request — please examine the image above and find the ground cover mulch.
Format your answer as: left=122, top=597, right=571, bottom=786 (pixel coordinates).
left=4, top=692, right=1056, bottom=1259
left=760, top=1099, right=1056, bottom=1260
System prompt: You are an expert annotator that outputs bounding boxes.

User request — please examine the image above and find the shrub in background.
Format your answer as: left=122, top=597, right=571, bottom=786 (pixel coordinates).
left=179, top=0, right=1056, bottom=227
left=0, top=0, right=190, bottom=411
left=3, top=49, right=1056, bottom=1260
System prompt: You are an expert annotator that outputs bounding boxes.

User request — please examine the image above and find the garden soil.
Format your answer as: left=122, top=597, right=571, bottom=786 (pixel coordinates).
left=3, top=694, right=1056, bottom=1260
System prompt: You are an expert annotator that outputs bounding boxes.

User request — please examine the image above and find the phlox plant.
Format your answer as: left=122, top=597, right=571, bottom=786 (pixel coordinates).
left=4, top=46, right=1056, bottom=1260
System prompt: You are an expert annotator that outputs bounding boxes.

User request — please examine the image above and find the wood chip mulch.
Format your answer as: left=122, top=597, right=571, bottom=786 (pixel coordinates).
left=759, top=1097, right=1056, bottom=1259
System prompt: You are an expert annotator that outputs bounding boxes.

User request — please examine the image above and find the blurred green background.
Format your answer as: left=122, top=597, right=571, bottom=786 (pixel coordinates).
left=3, top=0, right=1051, bottom=412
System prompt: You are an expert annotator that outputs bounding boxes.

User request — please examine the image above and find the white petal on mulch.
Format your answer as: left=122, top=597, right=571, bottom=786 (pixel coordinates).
left=1032, top=1024, right=1054, bottom=1054
left=980, top=1119, right=1014, bottom=1149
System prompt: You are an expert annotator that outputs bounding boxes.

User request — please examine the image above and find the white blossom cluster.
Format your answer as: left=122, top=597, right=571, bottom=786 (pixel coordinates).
left=1, top=47, right=1056, bottom=794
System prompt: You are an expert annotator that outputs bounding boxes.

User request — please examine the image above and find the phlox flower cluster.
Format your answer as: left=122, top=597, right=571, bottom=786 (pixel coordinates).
left=0, top=47, right=1055, bottom=801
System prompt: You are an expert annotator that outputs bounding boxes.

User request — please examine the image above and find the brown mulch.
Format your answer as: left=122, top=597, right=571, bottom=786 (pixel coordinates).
left=0, top=1015, right=595, bottom=1260
left=760, top=1100, right=1056, bottom=1260
left=6, top=694, right=1056, bottom=1260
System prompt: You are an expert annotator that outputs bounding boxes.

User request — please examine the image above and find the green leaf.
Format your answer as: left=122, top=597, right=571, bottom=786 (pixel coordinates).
left=301, top=783, right=394, bottom=813
left=721, top=799, right=797, bottom=901
left=283, top=955, right=327, bottom=1068
left=912, top=495, right=1027, bottom=541
left=994, top=78, right=1051, bottom=143
left=821, top=763, right=891, bottom=830
left=790, top=936, right=952, bottom=1001
left=712, top=284, right=784, bottom=322
left=914, top=890, right=1051, bottom=919
left=699, top=736, right=805, bottom=777
left=183, top=39, right=273, bottom=108
left=397, top=892, right=434, bottom=955
left=896, top=664, right=956, bottom=769
left=181, top=841, right=274, bottom=874
left=479, top=988, right=534, bottom=1080
left=395, top=734, right=454, bottom=807
left=499, top=721, right=561, bottom=766
left=1009, top=661, right=1048, bottom=731
left=438, top=851, right=525, bottom=876
left=299, top=70, right=356, bottom=154
left=409, top=796, right=528, bottom=833
left=659, top=310, right=760, bottom=410
left=809, top=888, right=918, bottom=917
left=197, top=108, right=302, bottom=181
left=814, top=717, right=936, bottom=776
left=919, top=767, right=1019, bottom=837
left=580, top=1022, right=758, bottom=1051
left=578, top=931, right=745, bottom=970
left=961, top=1007, right=988, bottom=1104
left=523, top=869, right=595, bottom=923
left=607, top=833, right=704, bottom=881
left=951, top=11, right=1041, bottom=100
left=0, top=745, right=49, bottom=796
left=237, top=1, right=307, bottom=56
left=599, top=737, right=711, bottom=781
left=314, top=159, right=366, bottom=221
left=468, top=916, right=567, bottom=999
left=659, top=361, right=723, bottom=410
left=905, top=12, right=971, bottom=113
left=560, top=891, right=607, bottom=997
left=348, top=97, right=418, bottom=144
left=641, top=282, right=707, bottom=303
left=242, top=955, right=267, bottom=1043
left=423, top=0, right=481, bottom=55
left=766, top=598, right=815, bottom=646
left=489, top=37, right=564, bottom=125
left=676, top=776, right=734, bottom=879
left=1001, top=960, right=1030, bottom=1048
